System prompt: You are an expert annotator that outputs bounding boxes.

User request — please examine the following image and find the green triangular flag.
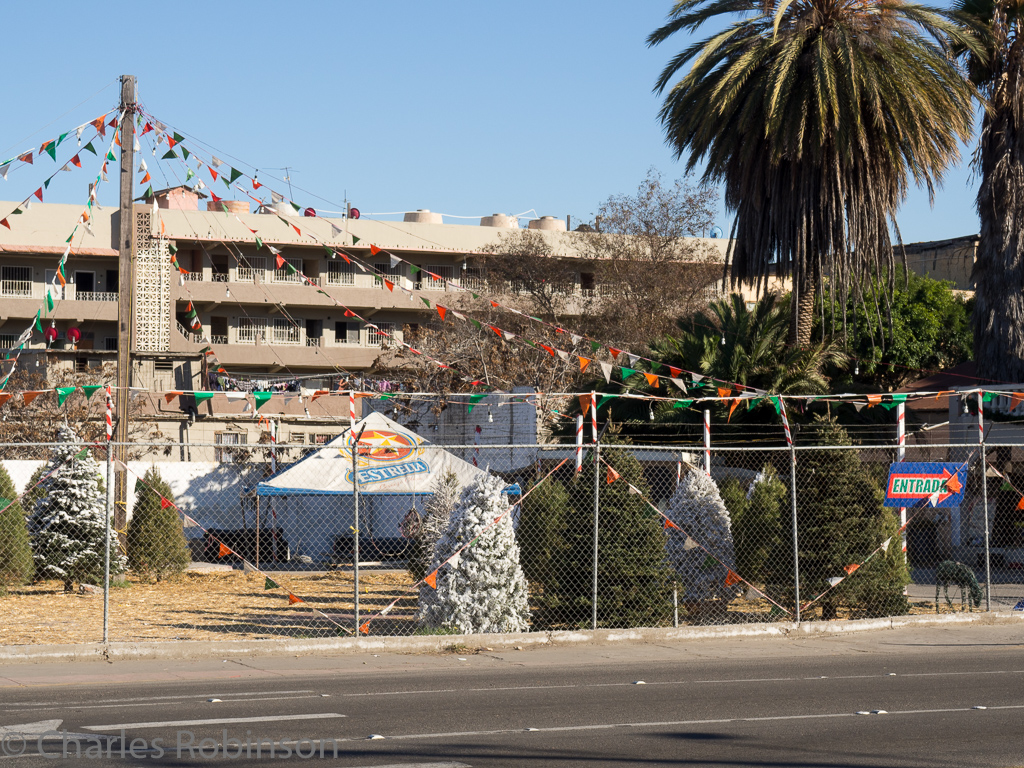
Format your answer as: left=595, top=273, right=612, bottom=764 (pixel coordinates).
left=286, top=261, right=298, bottom=273
left=162, top=149, right=178, bottom=160
left=222, top=176, right=232, bottom=189
left=290, top=201, right=301, bottom=212
left=229, top=167, right=243, bottom=183
left=769, top=396, right=782, bottom=415
left=82, top=141, right=96, bottom=155
left=81, top=385, right=103, bottom=400
left=701, top=554, right=717, bottom=570
left=253, top=391, right=272, bottom=410
left=351, top=235, right=360, bottom=244
left=56, top=132, right=68, bottom=147
left=194, top=392, right=214, bottom=404
left=1001, top=481, right=1014, bottom=491
left=467, top=393, right=487, bottom=413
left=44, top=178, right=51, bottom=189
left=323, top=245, right=334, bottom=257
left=143, top=185, right=153, bottom=199
left=264, top=577, right=279, bottom=590
left=255, top=236, right=263, bottom=250
left=421, top=297, right=431, bottom=308
left=44, top=142, right=57, bottom=161
left=672, top=400, right=694, bottom=409
left=409, top=265, right=420, bottom=275
left=620, top=367, right=636, bottom=381
left=470, top=319, right=482, bottom=330
left=173, top=132, right=185, bottom=144
left=651, top=362, right=662, bottom=373
left=34, top=311, right=42, bottom=332
left=590, top=341, right=600, bottom=353
left=471, top=293, right=480, bottom=299
left=74, top=447, right=89, bottom=460
left=55, top=386, right=76, bottom=406
left=45, top=289, right=54, bottom=312
left=185, top=168, right=195, bottom=181
left=107, top=150, right=117, bottom=161
left=597, top=394, right=618, bottom=410
left=168, top=243, right=178, bottom=254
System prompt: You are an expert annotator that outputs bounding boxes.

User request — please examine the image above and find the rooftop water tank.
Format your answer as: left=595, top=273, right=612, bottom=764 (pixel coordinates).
left=480, top=213, right=519, bottom=228
left=403, top=209, right=443, bottom=224
left=527, top=216, right=566, bottom=232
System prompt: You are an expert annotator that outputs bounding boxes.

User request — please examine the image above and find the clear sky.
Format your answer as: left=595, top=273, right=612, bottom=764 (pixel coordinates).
left=0, top=1, right=980, bottom=243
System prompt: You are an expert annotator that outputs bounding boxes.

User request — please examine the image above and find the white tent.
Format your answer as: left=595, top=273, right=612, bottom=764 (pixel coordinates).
left=256, top=412, right=513, bottom=561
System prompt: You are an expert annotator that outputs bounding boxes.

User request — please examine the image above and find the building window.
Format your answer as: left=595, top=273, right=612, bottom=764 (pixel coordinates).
left=326, top=261, right=355, bottom=286
left=104, top=337, right=118, bottom=351
left=237, top=317, right=265, bottom=344
left=373, top=261, right=404, bottom=286
left=0, top=334, right=15, bottom=350
left=366, top=322, right=395, bottom=347
left=155, top=360, right=174, bottom=371
left=580, top=272, right=596, bottom=292
left=0, top=266, right=32, bottom=297
left=313, top=433, right=336, bottom=445
left=290, top=432, right=305, bottom=445
left=272, top=256, right=303, bottom=283
left=236, top=257, right=266, bottom=283
left=461, top=266, right=487, bottom=291
left=422, top=265, right=453, bottom=291
left=334, top=321, right=360, bottom=345
left=215, top=432, right=247, bottom=463
left=273, top=317, right=301, bottom=344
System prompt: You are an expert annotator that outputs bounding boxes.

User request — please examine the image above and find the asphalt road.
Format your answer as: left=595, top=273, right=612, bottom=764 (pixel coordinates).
left=2, top=623, right=1024, bottom=767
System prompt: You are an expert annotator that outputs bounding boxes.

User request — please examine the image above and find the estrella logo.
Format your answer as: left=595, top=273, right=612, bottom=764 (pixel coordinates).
left=339, top=428, right=422, bottom=464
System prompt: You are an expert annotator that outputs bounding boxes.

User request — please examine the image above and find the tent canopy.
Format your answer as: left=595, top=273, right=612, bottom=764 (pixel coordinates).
left=256, top=411, right=509, bottom=497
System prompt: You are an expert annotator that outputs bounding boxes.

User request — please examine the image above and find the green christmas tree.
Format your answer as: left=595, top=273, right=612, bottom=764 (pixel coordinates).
left=539, top=431, right=672, bottom=629
left=516, top=473, right=570, bottom=592
left=720, top=464, right=787, bottom=584
left=127, top=466, right=190, bottom=581
left=790, top=416, right=909, bottom=619
left=0, top=463, right=33, bottom=589
left=30, top=425, right=125, bottom=592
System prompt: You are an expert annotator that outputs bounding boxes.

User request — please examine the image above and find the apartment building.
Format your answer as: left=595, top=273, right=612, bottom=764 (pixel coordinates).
left=0, top=188, right=730, bottom=448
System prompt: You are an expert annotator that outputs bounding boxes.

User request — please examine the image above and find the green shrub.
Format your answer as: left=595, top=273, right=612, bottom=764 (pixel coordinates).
left=127, top=467, right=190, bottom=581
left=0, top=464, right=33, bottom=588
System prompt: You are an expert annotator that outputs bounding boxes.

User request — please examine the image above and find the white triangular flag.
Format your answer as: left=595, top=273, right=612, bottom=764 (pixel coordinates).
left=153, top=120, right=167, bottom=133
left=389, top=254, right=401, bottom=269
left=225, top=392, right=247, bottom=401
left=331, top=223, right=343, bottom=238
left=571, top=334, right=581, bottom=346
left=692, top=374, right=704, bottom=384
left=670, top=377, right=687, bottom=392
left=138, top=159, right=147, bottom=173
left=60, top=163, right=71, bottom=172
left=267, top=245, right=281, bottom=255
left=880, top=537, right=892, bottom=553
left=626, top=353, right=639, bottom=367
left=448, top=551, right=462, bottom=568
left=628, top=485, right=640, bottom=494
left=682, top=536, right=699, bottom=551
left=271, top=190, right=284, bottom=204
left=0, top=163, right=10, bottom=180
left=556, top=349, right=569, bottom=362
left=380, top=602, right=395, bottom=616
left=452, top=311, right=466, bottom=321
left=76, top=125, right=85, bottom=143
left=242, top=561, right=257, bottom=573
left=828, top=577, right=844, bottom=587
left=211, top=155, right=224, bottom=167
left=600, top=362, right=612, bottom=383
left=195, top=179, right=206, bottom=191
left=503, top=331, right=515, bottom=341
left=133, top=137, right=140, bottom=152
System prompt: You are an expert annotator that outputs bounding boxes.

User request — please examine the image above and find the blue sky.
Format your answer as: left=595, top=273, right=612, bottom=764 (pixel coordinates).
left=0, top=1, right=980, bottom=243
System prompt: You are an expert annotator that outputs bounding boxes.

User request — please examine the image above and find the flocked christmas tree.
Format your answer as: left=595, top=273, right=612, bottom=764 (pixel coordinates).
left=127, top=466, right=190, bottom=581
left=0, top=463, right=33, bottom=589
left=30, top=425, right=125, bottom=592
left=419, top=473, right=530, bottom=634
left=410, top=470, right=461, bottom=613
left=664, top=466, right=741, bottom=616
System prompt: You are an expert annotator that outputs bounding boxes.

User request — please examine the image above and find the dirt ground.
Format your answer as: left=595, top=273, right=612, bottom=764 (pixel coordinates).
left=0, top=571, right=965, bottom=646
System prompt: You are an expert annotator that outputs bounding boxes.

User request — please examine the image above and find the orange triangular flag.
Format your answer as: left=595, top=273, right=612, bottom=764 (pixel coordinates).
left=291, top=224, right=301, bottom=236
left=843, top=563, right=860, bottom=575
left=160, top=497, right=172, bottom=509
left=218, top=542, right=231, bottom=558
left=57, top=269, right=66, bottom=287
left=70, top=154, right=81, bottom=168
left=578, top=356, right=591, bottom=374
left=33, top=188, right=43, bottom=202
left=578, top=395, right=591, bottom=416
left=425, top=570, right=438, bottom=589
left=436, top=305, right=447, bottom=321
left=1017, top=496, right=1024, bottom=511
left=0, top=218, right=9, bottom=230
left=0, top=393, right=10, bottom=407
left=22, top=391, right=42, bottom=406
left=311, top=389, right=329, bottom=401
left=728, top=399, right=740, bottom=421
left=370, top=244, right=382, bottom=255
left=717, top=387, right=732, bottom=398
left=288, top=593, right=304, bottom=605
left=609, top=347, right=621, bottom=360
left=663, top=518, right=680, bottom=530
left=141, top=171, right=151, bottom=184
left=208, top=167, right=218, bottom=181
left=606, top=466, right=621, bottom=484
left=644, top=372, right=659, bottom=387
left=725, top=569, right=742, bottom=587
left=1011, top=392, right=1024, bottom=411
left=384, top=279, right=394, bottom=292
left=275, top=254, right=286, bottom=269
left=359, top=621, right=371, bottom=635
left=164, top=391, right=183, bottom=403
left=866, top=394, right=882, bottom=406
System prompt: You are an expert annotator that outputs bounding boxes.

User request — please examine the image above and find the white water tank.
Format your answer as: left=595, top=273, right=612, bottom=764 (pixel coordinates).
left=403, top=209, right=443, bottom=224
left=480, top=213, right=519, bottom=228
left=528, top=216, right=566, bottom=232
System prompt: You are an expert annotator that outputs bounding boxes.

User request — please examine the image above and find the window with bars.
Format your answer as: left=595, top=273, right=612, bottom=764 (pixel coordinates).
left=326, top=261, right=354, bottom=286
left=373, top=261, right=404, bottom=285
left=237, top=317, right=265, bottom=344
left=215, top=432, right=247, bottom=463
left=422, top=264, right=454, bottom=291
left=0, top=334, right=14, bottom=349
left=0, top=266, right=32, bottom=297
left=272, top=317, right=301, bottom=344
left=313, top=433, right=336, bottom=445
left=272, top=256, right=303, bottom=283
left=366, top=321, right=395, bottom=347
left=236, top=257, right=266, bottom=283
left=334, top=321, right=360, bottom=345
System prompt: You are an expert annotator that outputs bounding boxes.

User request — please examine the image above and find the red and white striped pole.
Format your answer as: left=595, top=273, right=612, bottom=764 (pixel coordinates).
left=590, top=391, right=597, bottom=443
left=105, top=385, right=113, bottom=441
left=348, top=390, right=356, bottom=427
left=897, top=401, right=907, bottom=560
left=703, top=409, right=711, bottom=475
left=779, top=398, right=793, bottom=449
left=575, top=414, right=584, bottom=472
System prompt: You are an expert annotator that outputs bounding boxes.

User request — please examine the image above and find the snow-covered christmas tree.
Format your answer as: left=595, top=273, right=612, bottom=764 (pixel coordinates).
left=665, top=466, right=740, bottom=608
left=419, top=473, right=530, bottom=634
left=411, top=470, right=461, bottom=613
left=30, top=425, right=125, bottom=592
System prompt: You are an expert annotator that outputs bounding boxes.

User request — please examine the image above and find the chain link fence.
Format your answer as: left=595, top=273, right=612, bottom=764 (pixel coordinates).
left=0, top=434, right=1016, bottom=645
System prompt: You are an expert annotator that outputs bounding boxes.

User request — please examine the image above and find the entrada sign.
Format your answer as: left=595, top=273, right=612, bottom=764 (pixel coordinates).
left=884, top=462, right=967, bottom=507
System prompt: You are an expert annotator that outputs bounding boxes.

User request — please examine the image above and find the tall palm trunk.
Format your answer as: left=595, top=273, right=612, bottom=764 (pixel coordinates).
left=974, top=53, right=1024, bottom=384
left=788, top=276, right=816, bottom=348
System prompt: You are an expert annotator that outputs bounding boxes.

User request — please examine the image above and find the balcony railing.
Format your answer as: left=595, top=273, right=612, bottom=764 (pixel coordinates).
left=0, top=280, right=32, bottom=297
left=305, top=337, right=321, bottom=347
left=210, top=335, right=228, bottom=345
left=212, top=273, right=229, bottom=283
left=183, top=272, right=204, bottom=282
left=75, top=291, right=118, bottom=302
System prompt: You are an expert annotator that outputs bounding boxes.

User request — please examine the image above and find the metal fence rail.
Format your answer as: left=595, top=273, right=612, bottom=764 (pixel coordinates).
left=0, top=435, right=1015, bottom=646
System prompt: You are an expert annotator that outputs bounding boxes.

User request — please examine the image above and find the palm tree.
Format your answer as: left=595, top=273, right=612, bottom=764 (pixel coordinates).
left=648, top=0, right=977, bottom=346
left=953, top=0, right=1024, bottom=382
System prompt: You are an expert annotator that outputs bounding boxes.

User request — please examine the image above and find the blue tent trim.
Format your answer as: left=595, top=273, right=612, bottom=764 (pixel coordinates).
left=256, top=483, right=521, bottom=497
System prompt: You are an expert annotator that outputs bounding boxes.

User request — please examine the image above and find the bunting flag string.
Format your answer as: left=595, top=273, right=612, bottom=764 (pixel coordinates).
left=600, top=458, right=793, bottom=618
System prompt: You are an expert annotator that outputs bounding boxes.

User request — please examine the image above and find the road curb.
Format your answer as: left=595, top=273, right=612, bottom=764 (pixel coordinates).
left=1, top=611, right=1021, bottom=665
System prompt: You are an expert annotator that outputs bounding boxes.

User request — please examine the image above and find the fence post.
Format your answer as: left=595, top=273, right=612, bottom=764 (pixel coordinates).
left=703, top=410, right=711, bottom=475
left=592, top=439, right=600, bottom=631
left=780, top=400, right=799, bottom=623
left=103, top=443, right=112, bottom=644
left=979, top=392, right=991, bottom=611
left=897, top=402, right=908, bottom=567
left=352, top=431, right=361, bottom=631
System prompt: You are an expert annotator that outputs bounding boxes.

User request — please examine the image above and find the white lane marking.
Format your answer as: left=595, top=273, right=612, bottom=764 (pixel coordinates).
left=0, top=720, right=62, bottom=735
left=4, top=690, right=314, bottom=708
left=344, top=704, right=1021, bottom=743
left=6, top=694, right=324, bottom=713
left=82, top=713, right=345, bottom=731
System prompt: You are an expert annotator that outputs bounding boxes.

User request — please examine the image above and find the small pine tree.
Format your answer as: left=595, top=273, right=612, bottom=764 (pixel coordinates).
left=0, top=463, right=33, bottom=589
left=665, top=467, right=739, bottom=611
left=127, top=466, right=190, bottom=581
left=540, top=431, right=672, bottom=629
left=30, top=425, right=125, bottom=592
left=720, top=465, right=786, bottom=584
left=792, top=416, right=909, bottom=619
left=517, top=474, right=570, bottom=591
left=412, top=471, right=461, bottom=612
left=419, top=473, right=530, bottom=634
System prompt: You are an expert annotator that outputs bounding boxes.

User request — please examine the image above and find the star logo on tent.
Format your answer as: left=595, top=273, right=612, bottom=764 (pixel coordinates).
left=345, top=429, right=418, bottom=463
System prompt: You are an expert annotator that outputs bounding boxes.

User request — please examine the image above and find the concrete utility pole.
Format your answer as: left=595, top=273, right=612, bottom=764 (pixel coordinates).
left=113, top=75, right=136, bottom=536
